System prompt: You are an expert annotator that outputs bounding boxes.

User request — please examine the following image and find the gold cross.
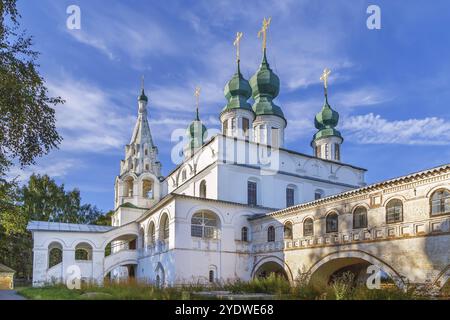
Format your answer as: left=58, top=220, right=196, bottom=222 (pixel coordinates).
left=257, top=17, right=271, bottom=51
left=320, top=68, right=331, bottom=95
left=233, top=32, right=243, bottom=62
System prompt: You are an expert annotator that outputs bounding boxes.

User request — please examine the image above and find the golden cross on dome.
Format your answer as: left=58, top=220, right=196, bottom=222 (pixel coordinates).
left=320, top=68, right=331, bottom=95
left=233, top=32, right=243, bottom=62
left=257, top=17, right=271, bottom=51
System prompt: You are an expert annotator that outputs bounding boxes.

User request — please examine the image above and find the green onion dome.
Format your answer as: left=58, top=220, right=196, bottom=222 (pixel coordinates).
left=249, top=49, right=285, bottom=120
left=187, top=114, right=207, bottom=149
left=312, top=96, right=342, bottom=141
left=221, top=61, right=252, bottom=114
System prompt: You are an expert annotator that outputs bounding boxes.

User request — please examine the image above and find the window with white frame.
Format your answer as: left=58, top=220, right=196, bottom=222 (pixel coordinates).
left=191, top=211, right=220, bottom=239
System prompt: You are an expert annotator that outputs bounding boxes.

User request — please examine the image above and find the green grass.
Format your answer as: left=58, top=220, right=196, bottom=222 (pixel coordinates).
left=18, top=275, right=434, bottom=300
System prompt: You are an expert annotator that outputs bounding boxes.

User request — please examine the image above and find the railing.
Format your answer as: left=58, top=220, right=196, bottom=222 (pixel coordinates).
left=104, top=249, right=138, bottom=274
left=252, top=216, right=450, bottom=253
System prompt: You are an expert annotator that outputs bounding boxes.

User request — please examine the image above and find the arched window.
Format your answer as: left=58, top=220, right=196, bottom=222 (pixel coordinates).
left=142, top=179, right=154, bottom=199
left=199, top=180, right=207, bottom=198
left=75, top=242, right=92, bottom=261
left=48, top=242, right=63, bottom=268
left=241, top=227, right=248, bottom=242
left=124, top=176, right=134, bottom=197
left=283, top=222, right=293, bottom=240
left=147, top=221, right=155, bottom=246
left=314, top=189, right=324, bottom=200
left=191, top=211, right=220, bottom=239
left=267, top=226, right=275, bottom=242
left=326, top=212, right=338, bottom=233
left=353, top=206, right=368, bottom=229
left=139, top=227, right=145, bottom=248
left=247, top=180, right=257, bottom=206
left=303, top=218, right=314, bottom=236
left=430, top=189, right=450, bottom=216
left=386, top=199, right=403, bottom=223
left=160, top=214, right=169, bottom=240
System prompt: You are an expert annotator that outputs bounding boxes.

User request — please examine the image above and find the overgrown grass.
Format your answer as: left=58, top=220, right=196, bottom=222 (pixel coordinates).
left=18, top=274, right=432, bottom=300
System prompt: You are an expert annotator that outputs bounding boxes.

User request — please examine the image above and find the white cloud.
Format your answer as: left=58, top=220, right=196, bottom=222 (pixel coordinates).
left=47, top=77, right=135, bottom=153
left=7, top=159, right=77, bottom=183
left=341, top=113, right=450, bottom=145
left=65, top=4, right=176, bottom=61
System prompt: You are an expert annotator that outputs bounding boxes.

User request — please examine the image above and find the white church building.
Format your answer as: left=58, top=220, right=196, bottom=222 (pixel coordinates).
left=27, top=44, right=450, bottom=291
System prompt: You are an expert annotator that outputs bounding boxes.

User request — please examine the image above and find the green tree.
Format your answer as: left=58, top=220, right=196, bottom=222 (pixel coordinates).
left=1, top=0, right=63, bottom=176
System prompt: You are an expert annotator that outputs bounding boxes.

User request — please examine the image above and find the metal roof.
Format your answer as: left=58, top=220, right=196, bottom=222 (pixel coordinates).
left=27, top=221, right=115, bottom=233
left=0, top=263, right=15, bottom=273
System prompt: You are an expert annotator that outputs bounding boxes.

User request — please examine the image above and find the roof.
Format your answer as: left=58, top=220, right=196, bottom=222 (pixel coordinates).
left=27, top=221, right=115, bottom=233
left=251, top=163, right=450, bottom=220
left=165, top=133, right=367, bottom=179
left=0, top=263, right=15, bottom=273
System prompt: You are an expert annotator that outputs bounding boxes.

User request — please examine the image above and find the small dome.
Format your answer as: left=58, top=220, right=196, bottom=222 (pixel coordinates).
left=187, top=119, right=207, bottom=149
left=314, top=97, right=339, bottom=130
left=249, top=51, right=280, bottom=100
left=312, top=96, right=342, bottom=144
left=222, top=63, right=252, bottom=114
left=138, top=88, right=148, bottom=102
left=249, top=50, right=285, bottom=120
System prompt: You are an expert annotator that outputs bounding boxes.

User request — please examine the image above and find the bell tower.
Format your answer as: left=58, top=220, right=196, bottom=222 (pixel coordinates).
left=114, top=79, right=162, bottom=212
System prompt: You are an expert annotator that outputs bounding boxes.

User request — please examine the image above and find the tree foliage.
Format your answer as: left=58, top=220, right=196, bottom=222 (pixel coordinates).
left=1, top=0, right=63, bottom=176
left=0, top=174, right=110, bottom=279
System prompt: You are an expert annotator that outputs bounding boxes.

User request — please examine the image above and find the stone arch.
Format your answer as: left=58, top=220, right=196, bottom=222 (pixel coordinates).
left=42, top=237, right=68, bottom=249
left=307, top=250, right=406, bottom=290
left=101, top=230, right=139, bottom=250
left=425, top=184, right=450, bottom=198
left=382, top=194, right=407, bottom=207
left=48, top=241, right=63, bottom=269
left=432, top=264, right=450, bottom=289
left=155, top=262, right=165, bottom=287
left=186, top=204, right=225, bottom=224
left=251, top=256, right=293, bottom=282
left=75, top=242, right=93, bottom=261
left=70, top=238, right=98, bottom=250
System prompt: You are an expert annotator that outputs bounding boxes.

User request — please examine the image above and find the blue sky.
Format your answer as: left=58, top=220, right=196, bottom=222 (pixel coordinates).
left=10, top=0, right=450, bottom=211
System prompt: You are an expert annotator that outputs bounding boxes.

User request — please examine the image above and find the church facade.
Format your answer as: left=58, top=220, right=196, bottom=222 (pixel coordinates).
left=27, top=42, right=450, bottom=291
